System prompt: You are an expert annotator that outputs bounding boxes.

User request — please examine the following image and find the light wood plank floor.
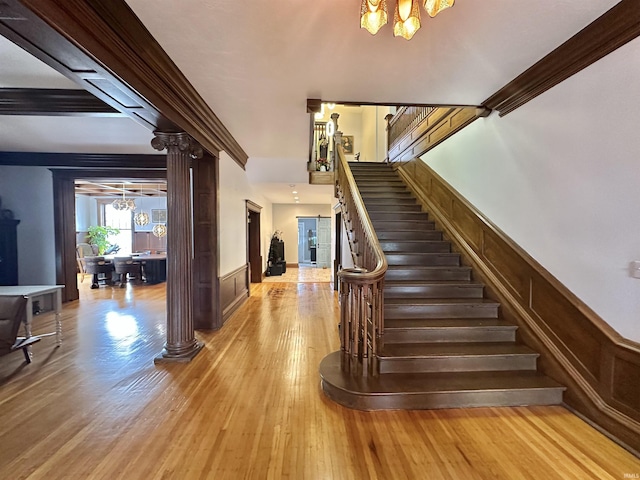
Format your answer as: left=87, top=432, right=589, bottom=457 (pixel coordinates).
left=0, top=279, right=638, bottom=479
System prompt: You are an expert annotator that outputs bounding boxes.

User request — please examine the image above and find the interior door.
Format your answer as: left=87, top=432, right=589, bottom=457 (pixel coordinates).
left=316, top=217, right=331, bottom=268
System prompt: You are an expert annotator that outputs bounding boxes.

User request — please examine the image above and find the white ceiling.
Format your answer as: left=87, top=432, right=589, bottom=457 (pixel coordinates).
left=0, top=1, right=620, bottom=204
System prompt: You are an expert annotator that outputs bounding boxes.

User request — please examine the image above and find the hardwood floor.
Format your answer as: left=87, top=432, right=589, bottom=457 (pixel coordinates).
left=0, top=279, right=638, bottom=479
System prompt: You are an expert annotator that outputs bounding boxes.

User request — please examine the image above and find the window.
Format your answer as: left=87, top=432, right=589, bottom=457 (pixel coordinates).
left=99, top=201, right=133, bottom=255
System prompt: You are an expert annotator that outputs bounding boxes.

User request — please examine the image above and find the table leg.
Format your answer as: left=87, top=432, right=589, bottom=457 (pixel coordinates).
left=55, top=289, right=62, bottom=346
left=24, top=297, right=33, bottom=338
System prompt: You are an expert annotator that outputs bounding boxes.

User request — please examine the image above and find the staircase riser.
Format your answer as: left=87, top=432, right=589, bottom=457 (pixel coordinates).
left=381, top=242, right=450, bottom=253
left=375, top=221, right=436, bottom=231
left=356, top=181, right=405, bottom=187
left=386, top=269, right=471, bottom=281
left=366, top=204, right=422, bottom=212
left=386, top=254, right=460, bottom=266
left=379, top=355, right=538, bottom=374
left=358, top=185, right=408, bottom=192
left=361, top=193, right=413, bottom=199
left=322, top=382, right=564, bottom=411
left=364, top=198, right=418, bottom=206
left=370, top=213, right=429, bottom=222
left=377, top=231, right=442, bottom=241
left=384, top=328, right=516, bottom=344
left=384, top=285, right=483, bottom=298
left=385, top=304, right=499, bottom=319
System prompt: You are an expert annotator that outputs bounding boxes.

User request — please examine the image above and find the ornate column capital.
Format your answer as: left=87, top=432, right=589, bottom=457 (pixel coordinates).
left=151, top=132, right=203, bottom=159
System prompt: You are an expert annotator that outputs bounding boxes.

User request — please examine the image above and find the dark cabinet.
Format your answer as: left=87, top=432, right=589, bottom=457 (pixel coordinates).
left=0, top=219, right=19, bottom=286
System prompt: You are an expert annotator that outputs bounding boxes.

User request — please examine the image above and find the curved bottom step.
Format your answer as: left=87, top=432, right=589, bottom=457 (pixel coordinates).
left=320, top=351, right=565, bottom=411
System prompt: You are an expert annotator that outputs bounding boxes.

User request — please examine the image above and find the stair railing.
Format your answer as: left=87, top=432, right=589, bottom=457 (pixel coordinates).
left=335, top=134, right=387, bottom=376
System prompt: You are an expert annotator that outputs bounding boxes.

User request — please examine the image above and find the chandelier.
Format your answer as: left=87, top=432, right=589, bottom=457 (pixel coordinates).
left=112, top=183, right=136, bottom=211
left=134, top=185, right=151, bottom=226
left=361, top=0, right=455, bottom=40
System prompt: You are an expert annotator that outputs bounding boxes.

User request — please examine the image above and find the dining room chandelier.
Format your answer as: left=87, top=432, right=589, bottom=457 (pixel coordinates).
left=361, top=0, right=454, bottom=40
left=112, top=184, right=136, bottom=211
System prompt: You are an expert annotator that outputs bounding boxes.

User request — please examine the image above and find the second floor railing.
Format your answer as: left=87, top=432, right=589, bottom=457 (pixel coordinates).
left=387, top=106, right=436, bottom=148
left=335, top=135, right=387, bottom=376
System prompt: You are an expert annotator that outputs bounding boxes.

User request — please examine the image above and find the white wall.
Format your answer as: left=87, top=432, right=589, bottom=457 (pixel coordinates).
left=361, top=106, right=394, bottom=162
left=421, top=37, right=640, bottom=342
left=219, top=152, right=272, bottom=276
left=75, top=195, right=94, bottom=232
left=272, top=204, right=332, bottom=264
left=0, top=166, right=56, bottom=284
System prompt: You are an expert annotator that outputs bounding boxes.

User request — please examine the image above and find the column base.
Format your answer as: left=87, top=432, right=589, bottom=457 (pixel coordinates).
left=154, top=341, right=205, bottom=364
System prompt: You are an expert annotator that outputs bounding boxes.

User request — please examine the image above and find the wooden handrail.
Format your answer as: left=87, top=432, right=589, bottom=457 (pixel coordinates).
left=335, top=139, right=387, bottom=376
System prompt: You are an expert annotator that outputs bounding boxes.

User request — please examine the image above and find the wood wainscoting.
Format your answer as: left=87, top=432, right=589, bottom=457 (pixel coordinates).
left=219, top=264, right=250, bottom=324
left=396, top=159, right=640, bottom=454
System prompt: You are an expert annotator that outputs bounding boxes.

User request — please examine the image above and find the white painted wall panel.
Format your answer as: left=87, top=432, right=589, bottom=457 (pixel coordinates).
left=421, top=37, right=640, bottom=342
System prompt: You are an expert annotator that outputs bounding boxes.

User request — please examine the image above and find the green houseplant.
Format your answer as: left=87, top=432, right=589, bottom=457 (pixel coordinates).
left=87, top=225, right=120, bottom=255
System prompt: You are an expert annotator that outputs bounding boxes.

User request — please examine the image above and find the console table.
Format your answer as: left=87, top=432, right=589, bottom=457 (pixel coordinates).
left=0, top=285, right=64, bottom=345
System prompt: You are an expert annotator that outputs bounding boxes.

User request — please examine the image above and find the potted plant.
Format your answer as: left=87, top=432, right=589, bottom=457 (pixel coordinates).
left=87, top=225, right=120, bottom=255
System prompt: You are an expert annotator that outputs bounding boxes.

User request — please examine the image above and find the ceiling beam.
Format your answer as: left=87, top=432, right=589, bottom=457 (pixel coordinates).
left=0, top=88, right=122, bottom=116
left=0, top=151, right=166, bottom=168
left=0, top=0, right=248, bottom=167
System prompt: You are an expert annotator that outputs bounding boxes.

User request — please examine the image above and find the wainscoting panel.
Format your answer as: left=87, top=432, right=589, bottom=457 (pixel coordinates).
left=396, top=159, right=640, bottom=454
left=219, top=264, right=249, bottom=324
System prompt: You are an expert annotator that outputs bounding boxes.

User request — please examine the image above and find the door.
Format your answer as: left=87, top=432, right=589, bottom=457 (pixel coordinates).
left=248, top=209, right=262, bottom=283
left=316, top=217, right=331, bottom=268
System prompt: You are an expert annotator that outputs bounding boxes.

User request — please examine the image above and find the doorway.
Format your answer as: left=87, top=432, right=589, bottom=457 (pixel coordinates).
left=246, top=201, right=262, bottom=283
left=297, top=217, right=330, bottom=268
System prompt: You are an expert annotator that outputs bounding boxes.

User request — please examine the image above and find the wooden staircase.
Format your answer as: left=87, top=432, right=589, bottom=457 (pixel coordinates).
left=320, top=162, right=565, bottom=410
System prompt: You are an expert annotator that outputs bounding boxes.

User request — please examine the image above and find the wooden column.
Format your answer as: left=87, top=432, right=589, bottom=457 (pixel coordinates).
left=151, top=132, right=204, bottom=362
left=192, top=151, right=221, bottom=330
left=52, top=171, right=79, bottom=302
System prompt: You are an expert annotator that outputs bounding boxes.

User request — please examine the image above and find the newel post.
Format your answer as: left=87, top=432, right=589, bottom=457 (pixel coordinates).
left=151, top=132, right=204, bottom=363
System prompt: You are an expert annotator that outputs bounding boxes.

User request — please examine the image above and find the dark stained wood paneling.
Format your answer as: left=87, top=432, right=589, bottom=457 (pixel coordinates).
left=0, top=152, right=166, bottom=169
left=0, top=0, right=248, bottom=167
left=52, top=172, right=79, bottom=302
left=219, top=264, right=249, bottom=324
left=388, top=107, right=488, bottom=163
left=192, top=153, right=221, bottom=330
left=397, top=159, right=640, bottom=453
left=612, top=356, right=640, bottom=413
left=482, top=233, right=528, bottom=302
left=530, top=274, right=602, bottom=382
left=133, top=232, right=166, bottom=253
left=483, top=0, right=640, bottom=116
left=452, top=201, right=481, bottom=252
left=0, top=88, right=120, bottom=116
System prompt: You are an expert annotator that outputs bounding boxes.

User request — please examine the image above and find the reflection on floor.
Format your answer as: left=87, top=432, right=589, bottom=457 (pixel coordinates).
left=262, top=265, right=332, bottom=283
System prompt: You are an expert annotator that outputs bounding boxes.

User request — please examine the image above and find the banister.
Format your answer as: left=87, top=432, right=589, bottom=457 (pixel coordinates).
left=335, top=141, right=387, bottom=376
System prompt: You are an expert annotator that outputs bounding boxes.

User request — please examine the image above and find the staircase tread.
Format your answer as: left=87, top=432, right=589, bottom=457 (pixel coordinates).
left=385, top=318, right=515, bottom=329
left=385, top=280, right=482, bottom=286
left=323, top=368, right=564, bottom=395
left=385, top=298, right=499, bottom=306
left=387, top=265, right=471, bottom=270
left=380, top=342, right=537, bottom=358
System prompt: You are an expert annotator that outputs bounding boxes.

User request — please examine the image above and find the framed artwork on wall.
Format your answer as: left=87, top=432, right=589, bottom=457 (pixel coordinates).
left=341, top=135, right=354, bottom=154
left=151, top=209, right=167, bottom=223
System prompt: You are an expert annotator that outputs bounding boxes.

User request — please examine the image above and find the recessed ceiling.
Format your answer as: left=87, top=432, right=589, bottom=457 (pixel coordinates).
left=75, top=179, right=167, bottom=198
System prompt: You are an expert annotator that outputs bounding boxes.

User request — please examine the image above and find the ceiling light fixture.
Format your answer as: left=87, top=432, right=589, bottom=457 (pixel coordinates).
left=362, top=0, right=454, bottom=40
left=394, top=0, right=420, bottom=40
left=424, top=0, right=454, bottom=17
left=361, top=0, right=388, bottom=35
left=112, top=183, right=136, bottom=211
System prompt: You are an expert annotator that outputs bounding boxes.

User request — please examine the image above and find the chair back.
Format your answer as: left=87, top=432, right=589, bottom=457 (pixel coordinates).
left=76, top=243, right=95, bottom=258
left=114, top=257, right=140, bottom=275
left=0, top=296, right=27, bottom=356
left=84, top=256, right=113, bottom=275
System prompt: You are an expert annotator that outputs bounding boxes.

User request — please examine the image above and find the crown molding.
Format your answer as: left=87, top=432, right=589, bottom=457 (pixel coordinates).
left=483, top=0, right=640, bottom=116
